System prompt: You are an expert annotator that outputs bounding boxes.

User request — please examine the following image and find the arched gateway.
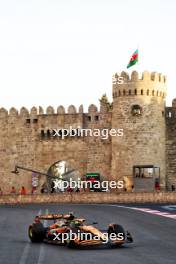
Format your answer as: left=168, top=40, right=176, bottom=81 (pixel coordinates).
left=47, top=160, right=81, bottom=192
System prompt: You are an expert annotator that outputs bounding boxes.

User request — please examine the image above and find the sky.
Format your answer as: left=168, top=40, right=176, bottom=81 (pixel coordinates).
left=0, top=0, right=176, bottom=112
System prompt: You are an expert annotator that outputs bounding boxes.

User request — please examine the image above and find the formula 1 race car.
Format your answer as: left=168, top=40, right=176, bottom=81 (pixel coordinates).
left=28, top=212, right=133, bottom=248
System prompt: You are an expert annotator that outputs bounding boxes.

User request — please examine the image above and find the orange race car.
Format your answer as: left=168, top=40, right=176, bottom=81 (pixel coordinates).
left=28, top=212, right=133, bottom=248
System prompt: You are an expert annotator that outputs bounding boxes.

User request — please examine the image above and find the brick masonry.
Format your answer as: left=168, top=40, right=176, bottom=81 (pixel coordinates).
left=0, top=70, right=176, bottom=195
left=0, top=192, right=176, bottom=204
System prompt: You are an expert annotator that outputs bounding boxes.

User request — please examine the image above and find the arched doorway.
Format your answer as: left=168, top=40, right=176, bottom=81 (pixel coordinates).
left=47, top=160, right=81, bottom=192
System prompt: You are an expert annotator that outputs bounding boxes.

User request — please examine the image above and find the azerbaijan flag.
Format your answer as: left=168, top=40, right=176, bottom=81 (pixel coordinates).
left=127, top=49, right=138, bottom=69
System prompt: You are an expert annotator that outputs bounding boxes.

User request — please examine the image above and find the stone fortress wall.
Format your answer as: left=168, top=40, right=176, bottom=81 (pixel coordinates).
left=0, top=102, right=112, bottom=193
left=0, top=70, right=176, bottom=194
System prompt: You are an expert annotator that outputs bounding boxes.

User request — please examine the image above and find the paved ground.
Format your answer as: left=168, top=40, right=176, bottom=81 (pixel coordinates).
left=0, top=203, right=176, bottom=264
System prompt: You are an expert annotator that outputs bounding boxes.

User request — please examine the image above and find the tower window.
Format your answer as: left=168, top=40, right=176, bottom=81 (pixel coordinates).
left=147, top=90, right=149, bottom=96
left=152, top=90, right=155, bottom=96
left=47, top=130, right=51, bottom=137
left=123, top=90, right=126, bottom=96
left=119, top=90, right=121, bottom=96
left=33, top=118, right=38, bottom=123
left=94, top=115, right=99, bottom=121
left=129, top=90, right=131, bottom=95
left=26, top=118, right=30, bottom=124
left=41, top=130, right=45, bottom=138
left=134, top=89, right=137, bottom=95
left=131, top=105, right=142, bottom=116
left=88, top=116, right=91, bottom=121
left=141, top=90, right=143, bottom=95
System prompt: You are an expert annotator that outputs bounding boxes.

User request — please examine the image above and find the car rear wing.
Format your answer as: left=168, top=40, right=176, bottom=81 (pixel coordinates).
left=35, top=214, right=75, bottom=221
left=37, top=214, right=63, bottom=220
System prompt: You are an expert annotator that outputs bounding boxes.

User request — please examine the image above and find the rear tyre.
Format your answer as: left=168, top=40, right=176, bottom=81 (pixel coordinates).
left=28, top=223, right=46, bottom=243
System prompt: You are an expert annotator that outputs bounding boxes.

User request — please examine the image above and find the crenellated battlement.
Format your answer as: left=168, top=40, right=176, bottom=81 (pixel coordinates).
left=113, top=70, right=167, bottom=83
left=112, top=71, right=167, bottom=99
left=0, top=103, right=109, bottom=119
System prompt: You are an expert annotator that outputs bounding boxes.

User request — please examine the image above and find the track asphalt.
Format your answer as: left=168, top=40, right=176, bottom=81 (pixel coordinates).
left=0, top=203, right=175, bottom=264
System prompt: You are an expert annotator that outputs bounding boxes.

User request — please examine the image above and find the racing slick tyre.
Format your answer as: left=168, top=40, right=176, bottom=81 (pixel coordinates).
left=28, top=223, right=46, bottom=243
left=126, top=231, right=133, bottom=243
left=66, top=239, right=77, bottom=248
left=66, top=228, right=78, bottom=248
left=108, top=224, right=126, bottom=248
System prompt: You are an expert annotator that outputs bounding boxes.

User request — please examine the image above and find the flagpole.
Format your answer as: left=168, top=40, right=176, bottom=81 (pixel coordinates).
left=136, top=44, right=139, bottom=73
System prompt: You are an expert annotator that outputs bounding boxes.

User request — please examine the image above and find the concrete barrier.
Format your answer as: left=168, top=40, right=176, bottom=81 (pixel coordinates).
left=0, top=192, right=176, bottom=204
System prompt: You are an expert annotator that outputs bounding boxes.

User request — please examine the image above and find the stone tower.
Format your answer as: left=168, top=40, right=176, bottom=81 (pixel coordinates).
left=111, top=71, right=167, bottom=189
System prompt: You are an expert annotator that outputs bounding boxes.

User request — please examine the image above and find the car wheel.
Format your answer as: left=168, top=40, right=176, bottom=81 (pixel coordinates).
left=66, top=229, right=78, bottom=248
left=28, top=223, right=46, bottom=243
left=108, top=224, right=126, bottom=247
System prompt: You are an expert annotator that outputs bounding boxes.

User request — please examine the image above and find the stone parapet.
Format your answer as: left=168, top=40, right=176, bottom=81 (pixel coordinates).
left=0, top=192, right=176, bottom=204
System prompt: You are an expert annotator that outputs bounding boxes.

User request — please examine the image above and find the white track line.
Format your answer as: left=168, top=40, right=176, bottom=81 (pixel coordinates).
left=109, top=205, right=176, bottom=220
left=19, top=209, right=42, bottom=264
left=37, top=208, right=48, bottom=264
left=19, top=243, right=30, bottom=264
left=72, top=204, right=176, bottom=220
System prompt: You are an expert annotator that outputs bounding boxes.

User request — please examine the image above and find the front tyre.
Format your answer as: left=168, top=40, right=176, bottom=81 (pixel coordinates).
left=28, top=223, right=46, bottom=243
left=108, top=224, right=126, bottom=248
left=66, top=229, right=78, bottom=248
